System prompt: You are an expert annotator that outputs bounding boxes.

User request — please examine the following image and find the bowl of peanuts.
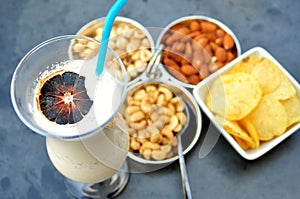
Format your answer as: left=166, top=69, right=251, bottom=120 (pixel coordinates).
left=76, top=16, right=154, bottom=84
left=121, top=80, right=202, bottom=165
left=157, top=15, right=241, bottom=88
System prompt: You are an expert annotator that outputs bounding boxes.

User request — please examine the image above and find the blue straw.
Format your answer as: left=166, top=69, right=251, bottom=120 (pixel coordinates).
left=96, top=0, right=128, bottom=76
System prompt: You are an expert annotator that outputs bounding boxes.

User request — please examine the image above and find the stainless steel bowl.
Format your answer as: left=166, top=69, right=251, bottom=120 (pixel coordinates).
left=156, top=15, right=242, bottom=88
left=123, top=79, right=202, bottom=168
left=76, top=16, right=155, bottom=85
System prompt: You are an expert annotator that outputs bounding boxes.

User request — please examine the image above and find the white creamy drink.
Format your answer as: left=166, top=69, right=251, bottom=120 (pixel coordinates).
left=33, top=58, right=128, bottom=183
left=46, top=117, right=128, bottom=183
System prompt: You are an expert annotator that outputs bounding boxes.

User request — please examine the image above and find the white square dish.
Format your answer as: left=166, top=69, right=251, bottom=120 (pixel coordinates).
left=193, top=47, right=300, bottom=160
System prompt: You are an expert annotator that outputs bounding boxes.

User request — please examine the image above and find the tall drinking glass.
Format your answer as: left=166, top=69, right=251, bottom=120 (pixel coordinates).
left=11, top=35, right=129, bottom=198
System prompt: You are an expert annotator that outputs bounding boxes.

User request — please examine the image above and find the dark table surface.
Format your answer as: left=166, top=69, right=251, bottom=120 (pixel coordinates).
left=1, top=0, right=300, bottom=198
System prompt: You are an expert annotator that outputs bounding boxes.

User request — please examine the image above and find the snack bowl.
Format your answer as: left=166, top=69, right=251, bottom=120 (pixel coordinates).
left=193, top=47, right=300, bottom=160
left=76, top=16, right=155, bottom=84
left=156, top=15, right=241, bottom=88
left=121, top=79, right=202, bottom=169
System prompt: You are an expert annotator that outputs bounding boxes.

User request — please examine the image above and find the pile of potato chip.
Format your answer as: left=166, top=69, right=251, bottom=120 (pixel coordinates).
left=206, top=56, right=300, bottom=150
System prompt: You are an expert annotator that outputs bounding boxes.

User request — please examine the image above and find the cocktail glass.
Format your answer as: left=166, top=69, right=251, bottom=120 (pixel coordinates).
left=11, top=35, right=129, bottom=198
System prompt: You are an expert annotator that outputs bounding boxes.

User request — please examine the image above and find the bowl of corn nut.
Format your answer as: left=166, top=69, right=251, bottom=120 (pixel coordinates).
left=76, top=16, right=155, bottom=84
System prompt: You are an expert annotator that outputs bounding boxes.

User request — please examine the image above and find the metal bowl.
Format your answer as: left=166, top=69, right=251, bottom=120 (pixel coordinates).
left=156, top=15, right=242, bottom=88
left=122, top=79, right=202, bottom=170
left=76, top=16, right=155, bottom=85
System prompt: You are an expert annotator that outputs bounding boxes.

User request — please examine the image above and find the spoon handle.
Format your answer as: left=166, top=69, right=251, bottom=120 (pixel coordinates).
left=178, top=134, right=192, bottom=199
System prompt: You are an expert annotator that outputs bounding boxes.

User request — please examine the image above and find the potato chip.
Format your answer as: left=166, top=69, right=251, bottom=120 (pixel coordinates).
left=206, top=77, right=225, bottom=116
left=208, top=73, right=262, bottom=120
left=280, top=94, right=300, bottom=127
left=234, top=136, right=250, bottom=150
left=266, top=70, right=296, bottom=100
left=230, top=56, right=260, bottom=74
left=239, top=118, right=259, bottom=148
left=251, top=58, right=281, bottom=94
left=215, top=115, right=255, bottom=148
left=246, top=96, right=288, bottom=141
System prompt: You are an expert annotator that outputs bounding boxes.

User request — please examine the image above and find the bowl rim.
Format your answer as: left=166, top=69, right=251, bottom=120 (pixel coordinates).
left=193, top=46, right=300, bottom=160
left=126, top=80, right=202, bottom=164
left=156, top=15, right=242, bottom=89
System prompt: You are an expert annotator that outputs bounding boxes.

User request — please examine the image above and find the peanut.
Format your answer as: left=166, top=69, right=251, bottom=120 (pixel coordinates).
left=197, top=37, right=209, bottom=47
left=160, top=19, right=238, bottom=85
left=215, top=47, right=228, bottom=62
left=199, top=64, right=210, bottom=79
left=163, top=57, right=179, bottom=68
left=216, top=28, right=225, bottom=37
left=177, top=27, right=191, bottom=35
left=181, top=65, right=199, bottom=76
left=187, top=74, right=201, bottom=84
left=223, top=34, right=235, bottom=50
left=189, top=20, right=201, bottom=32
left=201, top=21, right=217, bottom=33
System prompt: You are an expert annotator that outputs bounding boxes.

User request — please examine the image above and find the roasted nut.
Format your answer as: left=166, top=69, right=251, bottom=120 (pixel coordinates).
left=127, top=96, right=141, bottom=106
left=157, top=94, right=166, bottom=106
left=160, top=18, right=238, bottom=85
left=223, top=34, right=235, bottom=50
left=130, top=137, right=140, bottom=150
left=161, top=128, right=174, bottom=141
left=189, top=20, right=201, bottom=32
left=141, top=99, right=152, bottom=114
left=137, top=137, right=148, bottom=145
left=130, top=111, right=145, bottom=122
left=78, top=20, right=153, bottom=82
left=146, top=125, right=160, bottom=136
left=158, top=86, right=173, bottom=101
left=139, top=49, right=152, bottom=62
left=171, top=137, right=178, bottom=147
left=143, top=149, right=152, bottom=160
left=201, top=21, right=217, bottom=33
left=173, top=124, right=182, bottom=132
left=181, top=65, right=199, bottom=76
left=161, top=145, right=172, bottom=154
left=176, top=112, right=187, bottom=125
left=126, top=106, right=141, bottom=115
left=130, top=120, right=147, bottom=130
left=140, top=142, right=160, bottom=151
left=73, top=42, right=85, bottom=52
left=150, top=132, right=162, bottom=143
left=215, top=47, right=227, bottom=62
left=134, top=89, right=147, bottom=101
left=165, top=115, right=179, bottom=131
left=124, top=84, right=189, bottom=161
left=151, top=150, right=167, bottom=161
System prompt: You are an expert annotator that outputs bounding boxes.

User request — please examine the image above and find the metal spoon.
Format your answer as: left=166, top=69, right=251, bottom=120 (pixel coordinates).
left=178, top=133, right=192, bottom=199
left=146, top=46, right=192, bottom=199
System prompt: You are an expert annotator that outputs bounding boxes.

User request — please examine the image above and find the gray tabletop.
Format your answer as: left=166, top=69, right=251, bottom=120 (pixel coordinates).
left=1, top=0, right=300, bottom=198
